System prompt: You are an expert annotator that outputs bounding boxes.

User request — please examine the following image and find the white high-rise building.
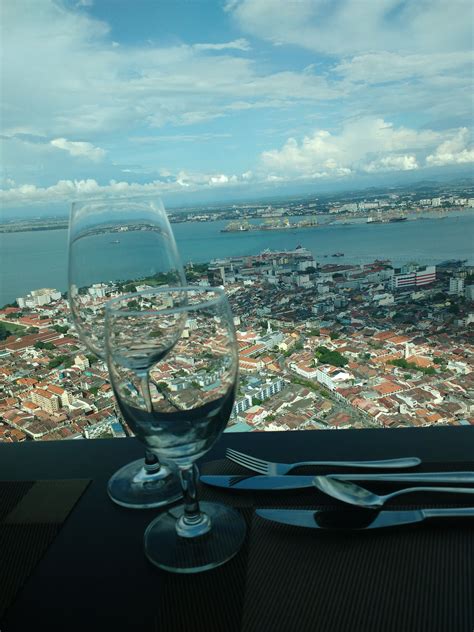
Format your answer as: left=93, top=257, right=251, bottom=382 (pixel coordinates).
left=17, top=288, right=62, bottom=308
left=464, top=285, right=474, bottom=300
left=449, top=277, right=465, bottom=296
left=391, top=265, right=436, bottom=290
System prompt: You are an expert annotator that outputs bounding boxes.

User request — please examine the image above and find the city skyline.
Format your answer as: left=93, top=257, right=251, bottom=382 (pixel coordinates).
left=1, top=0, right=473, bottom=215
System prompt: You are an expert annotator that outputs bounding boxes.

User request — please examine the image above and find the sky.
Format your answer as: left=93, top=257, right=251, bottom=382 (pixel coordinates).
left=1, top=0, right=473, bottom=214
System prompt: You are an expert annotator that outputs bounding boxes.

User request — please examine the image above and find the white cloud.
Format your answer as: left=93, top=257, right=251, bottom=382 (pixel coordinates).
left=227, top=0, right=473, bottom=55
left=0, top=171, right=255, bottom=206
left=259, top=118, right=473, bottom=180
left=334, top=51, right=473, bottom=84
left=261, top=118, right=442, bottom=177
left=50, top=138, right=106, bottom=161
left=193, top=39, right=251, bottom=52
left=363, top=155, right=418, bottom=173
left=426, top=128, right=474, bottom=166
left=1, top=1, right=337, bottom=140
left=2, top=0, right=472, bottom=202
left=2, top=117, right=472, bottom=207
left=0, top=179, right=167, bottom=206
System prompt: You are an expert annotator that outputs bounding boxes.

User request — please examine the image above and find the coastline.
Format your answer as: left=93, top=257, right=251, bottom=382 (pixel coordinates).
left=1, top=207, right=473, bottom=234
left=1, top=212, right=473, bottom=306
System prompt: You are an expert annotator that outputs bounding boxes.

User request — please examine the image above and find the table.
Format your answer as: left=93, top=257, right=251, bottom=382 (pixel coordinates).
left=1, top=426, right=473, bottom=632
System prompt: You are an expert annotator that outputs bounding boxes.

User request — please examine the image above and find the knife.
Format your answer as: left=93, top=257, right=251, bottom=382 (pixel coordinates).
left=200, top=472, right=474, bottom=491
left=255, top=507, right=474, bottom=530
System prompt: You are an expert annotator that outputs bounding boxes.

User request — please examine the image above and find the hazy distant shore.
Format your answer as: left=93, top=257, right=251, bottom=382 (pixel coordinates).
left=1, top=206, right=473, bottom=234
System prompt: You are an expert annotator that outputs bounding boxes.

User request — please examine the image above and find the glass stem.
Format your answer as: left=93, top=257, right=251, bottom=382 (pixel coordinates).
left=138, top=370, right=153, bottom=413
left=176, top=464, right=211, bottom=538
left=144, top=449, right=161, bottom=473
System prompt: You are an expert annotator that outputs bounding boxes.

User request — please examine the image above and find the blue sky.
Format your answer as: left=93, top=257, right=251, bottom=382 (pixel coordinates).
left=1, top=0, right=473, bottom=213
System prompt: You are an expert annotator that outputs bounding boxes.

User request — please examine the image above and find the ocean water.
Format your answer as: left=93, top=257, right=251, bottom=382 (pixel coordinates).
left=1, top=213, right=473, bottom=305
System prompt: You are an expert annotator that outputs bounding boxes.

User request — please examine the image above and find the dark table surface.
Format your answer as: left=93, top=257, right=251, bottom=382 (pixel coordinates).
left=0, top=426, right=473, bottom=632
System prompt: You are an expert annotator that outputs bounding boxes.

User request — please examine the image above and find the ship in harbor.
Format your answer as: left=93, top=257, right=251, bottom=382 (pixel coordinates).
left=367, top=216, right=408, bottom=224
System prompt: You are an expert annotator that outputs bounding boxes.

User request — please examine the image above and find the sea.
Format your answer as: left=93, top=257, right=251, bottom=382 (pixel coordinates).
left=1, top=212, right=473, bottom=306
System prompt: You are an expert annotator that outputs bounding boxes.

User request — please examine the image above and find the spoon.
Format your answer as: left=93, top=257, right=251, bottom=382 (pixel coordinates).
left=313, top=475, right=474, bottom=509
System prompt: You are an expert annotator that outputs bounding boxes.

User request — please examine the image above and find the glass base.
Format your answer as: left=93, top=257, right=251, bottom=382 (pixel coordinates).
left=107, top=458, right=182, bottom=509
left=144, top=501, right=246, bottom=574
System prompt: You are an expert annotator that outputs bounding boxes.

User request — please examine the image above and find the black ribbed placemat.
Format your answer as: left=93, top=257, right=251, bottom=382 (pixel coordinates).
left=242, top=507, right=473, bottom=632
left=154, top=459, right=474, bottom=632
left=0, top=479, right=90, bottom=620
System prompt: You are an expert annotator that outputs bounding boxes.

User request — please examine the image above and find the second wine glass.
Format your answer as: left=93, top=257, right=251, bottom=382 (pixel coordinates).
left=106, top=287, right=246, bottom=573
left=68, top=195, right=185, bottom=508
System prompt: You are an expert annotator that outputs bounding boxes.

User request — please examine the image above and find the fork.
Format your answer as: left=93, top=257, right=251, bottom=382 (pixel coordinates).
left=225, top=448, right=421, bottom=475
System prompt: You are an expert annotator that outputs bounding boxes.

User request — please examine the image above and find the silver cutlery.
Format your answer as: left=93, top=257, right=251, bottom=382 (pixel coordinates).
left=313, top=475, right=474, bottom=508
left=255, top=507, right=474, bottom=531
left=200, top=472, right=474, bottom=491
left=225, top=448, right=421, bottom=474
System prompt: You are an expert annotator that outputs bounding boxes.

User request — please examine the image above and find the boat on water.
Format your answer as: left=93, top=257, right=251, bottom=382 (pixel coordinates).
left=366, top=218, right=384, bottom=224
left=332, top=252, right=344, bottom=257
left=367, top=216, right=408, bottom=224
left=110, top=239, right=120, bottom=244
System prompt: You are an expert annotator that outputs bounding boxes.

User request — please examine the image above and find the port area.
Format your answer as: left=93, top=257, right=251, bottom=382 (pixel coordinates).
left=221, top=218, right=318, bottom=233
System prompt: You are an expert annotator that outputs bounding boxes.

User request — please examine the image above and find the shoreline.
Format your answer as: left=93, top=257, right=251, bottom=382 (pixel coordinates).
left=1, top=207, right=473, bottom=235
left=1, top=213, right=473, bottom=306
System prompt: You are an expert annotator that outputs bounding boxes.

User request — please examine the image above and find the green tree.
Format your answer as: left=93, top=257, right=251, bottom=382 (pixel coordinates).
left=47, top=355, right=72, bottom=370
left=315, top=346, right=347, bottom=367
left=48, top=357, right=63, bottom=369
left=35, top=341, right=55, bottom=351
left=389, top=358, right=436, bottom=376
left=53, top=325, right=69, bottom=334
left=0, top=322, right=11, bottom=340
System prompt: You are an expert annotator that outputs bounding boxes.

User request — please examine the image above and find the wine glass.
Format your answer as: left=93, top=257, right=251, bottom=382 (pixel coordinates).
left=68, top=195, right=185, bottom=509
left=105, top=286, right=246, bottom=573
